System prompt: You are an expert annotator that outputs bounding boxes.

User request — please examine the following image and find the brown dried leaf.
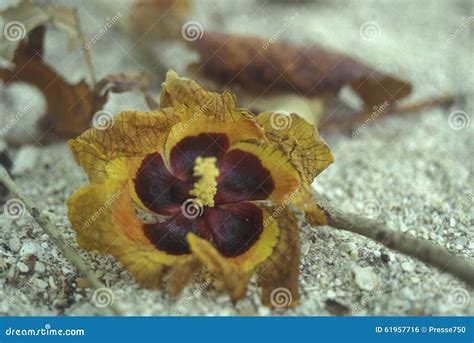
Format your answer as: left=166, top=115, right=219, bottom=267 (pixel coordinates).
left=0, top=27, right=106, bottom=138
left=188, top=32, right=412, bottom=110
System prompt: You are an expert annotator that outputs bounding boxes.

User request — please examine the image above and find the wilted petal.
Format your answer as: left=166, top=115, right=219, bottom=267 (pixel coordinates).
left=256, top=112, right=334, bottom=184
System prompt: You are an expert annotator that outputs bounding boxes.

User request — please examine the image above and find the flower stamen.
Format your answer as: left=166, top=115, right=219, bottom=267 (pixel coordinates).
left=190, top=156, right=219, bottom=207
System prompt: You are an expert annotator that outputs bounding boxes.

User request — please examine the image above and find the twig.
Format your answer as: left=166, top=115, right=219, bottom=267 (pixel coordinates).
left=319, top=95, right=456, bottom=132
left=0, top=166, right=123, bottom=315
left=74, top=9, right=97, bottom=85
left=315, top=194, right=474, bottom=287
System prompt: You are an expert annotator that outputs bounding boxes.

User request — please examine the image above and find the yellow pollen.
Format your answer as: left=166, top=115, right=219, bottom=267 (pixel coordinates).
left=190, top=156, right=219, bottom=207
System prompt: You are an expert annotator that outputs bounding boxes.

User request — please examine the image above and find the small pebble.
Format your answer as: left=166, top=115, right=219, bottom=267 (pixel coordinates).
left=353, top=266, right=378, bottom=291
left=325, top=299, right=350, bottom=316
left=48, top=276, right=57, bottom=289
left=401, top=262, right=415, bottom=272
left=17, top=262, right=29, bottom=273
left=9, top=237, right=21, bottom=252
left=35, top=262, right=46, bottom=273
left=19, top=242, right=40, bottom=257
left=343, top=242, right=357, bottom=253
left=34, top=279, right=48, bottom=289
left=301, top=241, right=311, bottom=255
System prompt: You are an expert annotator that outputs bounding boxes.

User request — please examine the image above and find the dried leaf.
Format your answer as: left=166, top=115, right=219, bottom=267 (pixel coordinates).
left=188, top=32, right=412, bottom=110
left=0, top=27, right=106, bottom=138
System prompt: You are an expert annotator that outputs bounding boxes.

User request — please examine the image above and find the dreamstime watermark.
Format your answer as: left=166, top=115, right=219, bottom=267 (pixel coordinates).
left=447, top=109, right=470, bottom=130
left=448, top=287, right=470, bottom=307
left=352, top=101, right=390, bottom=138
left=270, top=287, right=293, bottom=308
left=173, top=105, right=208, bottom=139
left=441, top=16, right=474, bottom=49
left=84, top=12, right=122, bottom=50
left=91, top=287, right=115, bottom=308
left=92, top=110, right=115, bottom=130
left=359, top=21, right=381, bottom=41
left=270, top=110, right=292, bottom=130
left=0, top=101, right=33, bottom=136
left=352, top=281, right=388, bottom=314
left=262, top=12, right=299, bottom=49
left=2, top=20, right=26, bottom=41
left=3, top=198, right=27, bottom=219
left=442, top=191, right=473, bottom=227
left=181, top=198, right=204, bottom=219
left=174, top=279, right=212, bottom=315
left=83, top=190, right=122, bottom=228
left=362, top=199, right=381, bottom=219
left=262, top=189, right=300, bottom=228
left=1, top=278, right=34, bottom=312
left=5, top=323, right=85, bottom=337
left=181, top=21, right=204, bottom=41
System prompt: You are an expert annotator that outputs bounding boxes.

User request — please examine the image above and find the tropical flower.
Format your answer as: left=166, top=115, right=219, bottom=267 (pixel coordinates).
left=67, top=70, right=333, bottom=306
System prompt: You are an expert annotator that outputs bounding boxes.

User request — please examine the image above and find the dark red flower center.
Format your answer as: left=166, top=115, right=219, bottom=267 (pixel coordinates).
left=133, top=132, right=275, bottom=257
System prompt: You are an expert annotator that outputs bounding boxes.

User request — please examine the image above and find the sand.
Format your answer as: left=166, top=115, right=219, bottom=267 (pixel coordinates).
left=0, top=0, right=472, bottom=316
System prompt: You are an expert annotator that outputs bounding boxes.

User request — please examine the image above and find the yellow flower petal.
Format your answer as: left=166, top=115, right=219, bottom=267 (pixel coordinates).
left=67, top=180, right=185, bottom=289
left=69, top=109, right=179, bottom=182
left=186, top=233, right=252, bottom=300
left=166, top=256, right=202, bottom=296
left=186, top=205, right=280, bottom=300
left=257, top=207, right=300, bottom=307
left=256, top=112, right=334, bottom=184
left=160, top=70, right=247, bottom=122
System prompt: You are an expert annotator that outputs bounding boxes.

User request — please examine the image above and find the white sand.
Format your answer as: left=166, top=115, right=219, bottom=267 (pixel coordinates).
left=0, top=0, right=472, bottom=315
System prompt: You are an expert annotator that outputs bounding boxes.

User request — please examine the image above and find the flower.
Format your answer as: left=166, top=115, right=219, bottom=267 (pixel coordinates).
left=67, top=70, right=334, bottom=306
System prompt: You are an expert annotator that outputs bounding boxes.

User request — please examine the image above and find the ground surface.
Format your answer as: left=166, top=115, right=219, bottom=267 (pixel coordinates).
left=0, top=0, right=473, bottom=315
